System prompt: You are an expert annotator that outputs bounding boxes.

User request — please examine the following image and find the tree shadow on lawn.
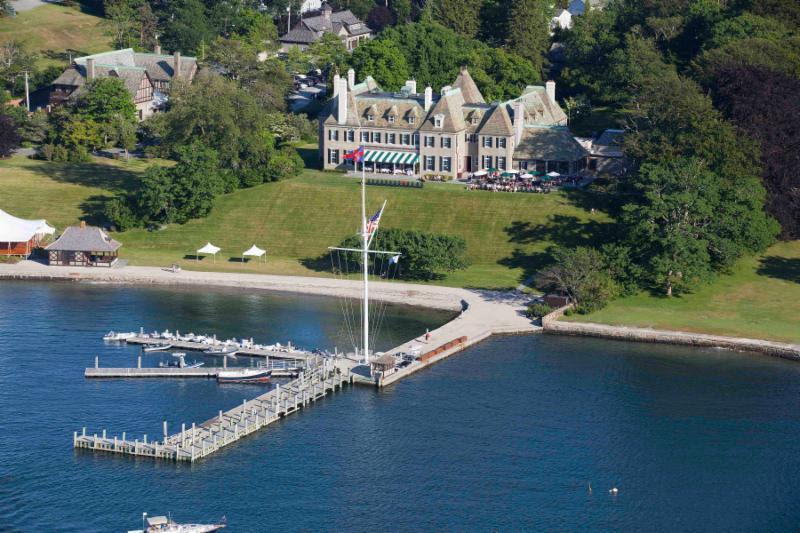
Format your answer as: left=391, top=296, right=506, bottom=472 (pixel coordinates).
left=296, top=146, right=319, bottom=170
left=78, top=194, right=112, bottom=227
left=757, top=256, right=800, bottom=284
left=27, top=159, right=140, bottom=193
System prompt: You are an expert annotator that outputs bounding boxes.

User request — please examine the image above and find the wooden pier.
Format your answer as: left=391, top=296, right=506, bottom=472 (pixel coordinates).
left=84, top=356, right=303, bottom=379
left=74, top=357, right=352, bottom=462
left=125, top=336, right=313, bottom=361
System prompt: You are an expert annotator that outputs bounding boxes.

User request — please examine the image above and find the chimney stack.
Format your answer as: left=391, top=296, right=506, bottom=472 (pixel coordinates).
left=337, top=78, right=348, bottom=125
left=173, top=51, right=182, bottom=79
left=347, top=68, right=355, bottom=90
left=424, top=86, right=432, bottom=111
left=440, top=85, right=451, bottom=95
left=513, top=101, right=525, bottom=144
left=322, top=2, right=332, bottom=28
left=405, top=79, right=417, bottom=94
left=154, top=44, right=161, bottom=55
left=545, top=80, right=556, bottom=104
left=332, top=72, right=341, bottom=97
left=86, top=58, right=96, bottom=80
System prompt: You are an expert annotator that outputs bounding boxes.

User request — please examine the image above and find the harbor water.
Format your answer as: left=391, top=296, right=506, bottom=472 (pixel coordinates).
left=1, top=281, right=799, bottom=531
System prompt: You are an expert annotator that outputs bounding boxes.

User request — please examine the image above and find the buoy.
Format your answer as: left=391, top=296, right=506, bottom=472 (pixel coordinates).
left=609, top=487, right=619, bottom=495
left=588, top=482, right=592, bottom=494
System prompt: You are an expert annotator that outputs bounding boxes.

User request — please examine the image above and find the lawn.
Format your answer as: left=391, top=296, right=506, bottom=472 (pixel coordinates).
left=0, top=155, right=611, bottom=289
left=0, top=4, right=111, bottom=69
left=565, top=241, right=800, bottom=343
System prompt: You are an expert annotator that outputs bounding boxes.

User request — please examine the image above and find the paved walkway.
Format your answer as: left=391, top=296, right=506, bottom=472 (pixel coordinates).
left=10, top=0, right=49, bottom=12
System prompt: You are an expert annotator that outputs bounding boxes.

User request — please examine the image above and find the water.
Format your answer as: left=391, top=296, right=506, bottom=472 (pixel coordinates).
left=1, top=281, right=799, bottom=531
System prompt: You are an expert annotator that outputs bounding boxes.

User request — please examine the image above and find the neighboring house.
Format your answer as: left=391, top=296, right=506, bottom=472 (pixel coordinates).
left=300, top=0, right=322, bottom=13
left=48, top=47, right=198, bottom=120
left=319, top=67, right=588, bottom=179
left=279, top=3, right=372, bottom=52
left=551, top=9, right=572, bottom=31
left=45, top=222, right=122, bottom=267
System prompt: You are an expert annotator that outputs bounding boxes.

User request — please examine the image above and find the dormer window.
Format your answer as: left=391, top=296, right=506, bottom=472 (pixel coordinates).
left=434, top=114, right=444, bottom=129
left=471, top=117, right=479, bottom=125
left=408, top=116, right=416, bottom=125
left=367, top=114, right=374, bottom=121
left=388, top=115, right=395, bottom=123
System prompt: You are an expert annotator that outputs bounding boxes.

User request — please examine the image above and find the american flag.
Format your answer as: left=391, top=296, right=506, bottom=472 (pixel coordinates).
left=365, top=202, right=386, bottom=243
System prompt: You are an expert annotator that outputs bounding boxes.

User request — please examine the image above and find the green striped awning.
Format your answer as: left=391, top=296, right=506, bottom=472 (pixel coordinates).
left=364, top=150, right=419, bottom=165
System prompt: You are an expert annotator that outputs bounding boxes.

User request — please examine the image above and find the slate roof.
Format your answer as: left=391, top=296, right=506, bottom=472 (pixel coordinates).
left=452, top=67, right=485, bottom=104
left=280, top=8, right=371, bottom=44
left=475, top=104, right=514, bottom=136
left=419, top=88, right=465, bottom=133
left=53, top=49, right=197, bottom=92
left=514, top=126, right=589, bottom=161
left=505, top=86, right=567, bottom=126
left=46, top=225, right=122, bottom=252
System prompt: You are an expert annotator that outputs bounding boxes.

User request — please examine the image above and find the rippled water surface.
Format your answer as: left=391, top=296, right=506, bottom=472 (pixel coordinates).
left=1, top=281, right=799, bottom=532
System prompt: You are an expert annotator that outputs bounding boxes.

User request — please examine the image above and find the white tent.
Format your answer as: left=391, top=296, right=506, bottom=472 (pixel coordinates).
left=242, top=245, right=266, bottom=263
left=0, top=209, right=55, bottom=242
left=546, top=171, right=561, bottom=177
left=196, top=242, right=221, bottom=262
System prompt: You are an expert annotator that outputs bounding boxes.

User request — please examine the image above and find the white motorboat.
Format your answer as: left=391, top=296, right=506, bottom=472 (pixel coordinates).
left=143, top=344, right=173, bottom=352
left=203, top=347, right=238, bottom=357
left=217, top=368, right=271, bottom=383
left=131, top=514, right=226, bottom=532
left=103, top=331, right=135, bottom=342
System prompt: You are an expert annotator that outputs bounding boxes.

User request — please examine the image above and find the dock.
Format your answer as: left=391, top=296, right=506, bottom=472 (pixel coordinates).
left=125, top=336, right=312, bottom=361
left=84, top=356, right=303, bottom=379
left=74, top=357, right=353, bottom=461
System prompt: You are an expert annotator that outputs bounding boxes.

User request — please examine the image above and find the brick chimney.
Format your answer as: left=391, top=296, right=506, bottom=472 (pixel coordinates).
left=424, top=86, right=432, bottom=111
left=173, top=51, right=182, bottom=79
left=545, top=80, right=556, bottom=104
left=86, top=58, right=96, bottom=80
left=337, top=78, right=348, bottom=125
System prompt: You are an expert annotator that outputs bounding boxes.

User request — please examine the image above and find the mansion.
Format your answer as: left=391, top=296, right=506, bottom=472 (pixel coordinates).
left=319, top=68, right=588, bottom=179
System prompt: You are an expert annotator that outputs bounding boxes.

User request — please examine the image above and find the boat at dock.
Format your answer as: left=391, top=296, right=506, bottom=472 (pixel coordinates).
left=104, top=331, right=135, bottom=341
left=216, top=369, right=271, bottom=383
left=143, top=344, right=173, bottom=352
left=131, top=514, right=225, bottom=532
left=203, top=347, right=238, bottom=357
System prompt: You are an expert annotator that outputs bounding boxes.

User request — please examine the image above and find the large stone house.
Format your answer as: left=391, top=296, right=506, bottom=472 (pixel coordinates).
left=279, top=3, right=372, bottom=52
left=319, top=68, right=588, bottom=178
left=48, top=47, right=198, bottom=120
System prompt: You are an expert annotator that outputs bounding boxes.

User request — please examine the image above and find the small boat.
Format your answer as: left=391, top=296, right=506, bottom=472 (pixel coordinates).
left=203, top=347, right=238, bottom=357
left=184, top=361, right=205, bottom=368
left=132, top=513, right=226, bottom=532
left=144, top=344, right=173, bottom=353
left=216, top=369, right=271, bottom=384
left=104, top=331, right=135, bottom=341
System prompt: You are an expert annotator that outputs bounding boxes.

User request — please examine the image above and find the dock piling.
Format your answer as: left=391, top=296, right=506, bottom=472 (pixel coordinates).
left=137, top=356, right=141, bottom=369
left=95, top=356, right=99, bottom=369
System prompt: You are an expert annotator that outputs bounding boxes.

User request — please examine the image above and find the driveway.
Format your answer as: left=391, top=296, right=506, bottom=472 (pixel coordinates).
left=10, top=0, right=49, bottom=13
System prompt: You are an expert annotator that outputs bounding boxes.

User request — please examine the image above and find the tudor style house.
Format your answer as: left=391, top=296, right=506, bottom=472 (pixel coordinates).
left=279, top=3, right=372, bottom=52
left=319, top=68, right=588, bottom=179
left=48, top=47, right=198, bottom=120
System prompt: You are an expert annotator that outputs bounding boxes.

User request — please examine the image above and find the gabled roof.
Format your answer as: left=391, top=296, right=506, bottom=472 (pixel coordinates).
left=46, top=225, right=121, bottom=252
left=514, top=126, right=588, bottom=161
left=419, top=88, right=465, bottom=133
left=476, top=104, right=514, bottom=136
left=281, top=8, right=371, bottom=43
left=452, top=67, right=485, bottom=104
left=504, top=86, right=567, bottom=127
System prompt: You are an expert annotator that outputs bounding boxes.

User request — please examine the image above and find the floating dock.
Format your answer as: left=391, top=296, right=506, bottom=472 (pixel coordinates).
left=74, top=357, right=352, bottom=461
left=84, top=356, right=303, bottom=379
left=125, top=336, right=312, bottom=361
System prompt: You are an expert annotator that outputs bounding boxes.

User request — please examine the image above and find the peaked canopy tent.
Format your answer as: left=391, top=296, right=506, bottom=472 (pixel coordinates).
left=197, top=242, right=221, bottom=262
left=0, top=209, right=55, bottom=257
left=242, top=245, right=266, bottom=263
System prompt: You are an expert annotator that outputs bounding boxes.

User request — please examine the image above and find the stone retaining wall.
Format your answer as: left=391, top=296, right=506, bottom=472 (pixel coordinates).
left=543, top=315, right=800, bottom=361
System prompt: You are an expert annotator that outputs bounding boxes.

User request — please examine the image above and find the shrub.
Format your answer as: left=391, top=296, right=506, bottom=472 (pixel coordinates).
left=526, top=302, right=553, bottom=319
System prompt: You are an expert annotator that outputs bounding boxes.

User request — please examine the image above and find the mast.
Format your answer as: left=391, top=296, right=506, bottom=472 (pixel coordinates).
left=361, top=155, right=369, bottom=364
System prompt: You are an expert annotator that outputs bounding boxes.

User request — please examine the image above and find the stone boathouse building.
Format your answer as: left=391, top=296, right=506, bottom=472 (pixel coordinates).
left=319, top=68, right=588, bottom=179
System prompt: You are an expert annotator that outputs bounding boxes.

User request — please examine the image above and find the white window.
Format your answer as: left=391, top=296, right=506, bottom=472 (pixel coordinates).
left=424, top=135, right=435, bottom=147
left=424, top=156, right=435, bottom=171
left=482, top=155, right=492, bottom=169
left=471, top=116, right=479, bottom=125
left=328, top=149, right=340, bottom=164
left=497, top=156, right=506, bottom=170
left=440, top=157, right=451, bottom=172
left=408, top=116, right=416, bottom=125
left=328, top=129, right=339, bottom=141
left=374, top=132, right=382, bottom=143
left=412, top=133, right=419, bottom=145
left=388, top=115, right=395, bottom=123
left=434, top=114, right=444, bottom=128
left=482, top=136, right=492, bottom=148
left=388, top=133, right=396, bottom=144
left=360, top=131, right=369, bottom=143
left=367, top=114, right=374, bottom=121
left=401, top=133, right=410, bottom=145
left=497, top=137, right=506, bottom=148
left=441, top=136, right=452, bottom=149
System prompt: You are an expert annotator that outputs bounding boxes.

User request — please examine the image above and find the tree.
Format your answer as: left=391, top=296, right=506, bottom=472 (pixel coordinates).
left=169, top=142, right=224, bottom=223
left=705, top=13, right=790, bottom=50
left=349, top=38, right=411, bottom=90
left=536, top=247, right=617, bottom=312
left=0, top=40, right=36, bottom=96
left=367, top=5, right=394, bottom=31
left=506, top=0, right=551, bottom=75
left=78, top=78, right=136, bottom=124
left=431, top=0, right=482, bottom=37
left=159, top=0, right=213, bottom=55
left=0, top=112, right=20, bottom=157
left=136, top=166, right=175, bottom=224
left=391, top=0, right=412, bottom=24
left=307, top=32, right=349, bottom=73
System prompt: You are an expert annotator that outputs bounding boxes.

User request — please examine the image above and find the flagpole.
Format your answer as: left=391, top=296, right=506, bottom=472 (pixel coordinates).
left=361, top=143, right=369, bottom=365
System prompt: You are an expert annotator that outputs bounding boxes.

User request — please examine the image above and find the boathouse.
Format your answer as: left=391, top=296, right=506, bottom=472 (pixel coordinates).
left=0, top=209, right=55, bottom=258
left=46, top=222, right=121, bottom=267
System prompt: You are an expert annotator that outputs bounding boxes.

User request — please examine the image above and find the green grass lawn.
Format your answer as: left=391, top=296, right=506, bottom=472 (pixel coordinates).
left=0, top=154, right=611, bottom=289
left=565, top=241, right=800, bottom=343
left=0, top=4, right=111, bottom=69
